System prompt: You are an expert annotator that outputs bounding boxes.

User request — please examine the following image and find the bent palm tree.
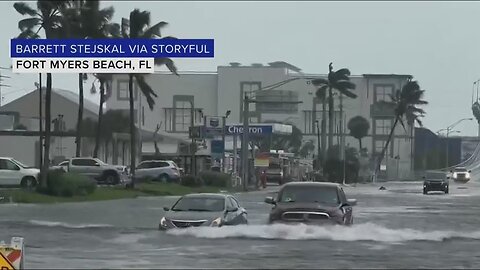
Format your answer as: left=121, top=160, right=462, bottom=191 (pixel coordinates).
left=312, top=63, right=356, bottom=149
left=14, top=1, right=69, bottom=187
left=374, top=80, right=427, bottom=180
left=121, top=9, right=178, bottom=188
left=62, top=0, right=116, bottom=157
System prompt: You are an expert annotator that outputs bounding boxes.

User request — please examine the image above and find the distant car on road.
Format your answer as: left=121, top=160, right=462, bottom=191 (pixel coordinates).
left=423, top=175, right=449, bottom=194
left=159, top=193, right=248, bottom=230
left=449, top=167, right=471, bottom=183
left=135, top=160, right=181, bottom=183
left=0, top=157, right=39, bottom=189
left=57, top=157, right=128, bottom=185
left=264, top=182, right=356, bottom=225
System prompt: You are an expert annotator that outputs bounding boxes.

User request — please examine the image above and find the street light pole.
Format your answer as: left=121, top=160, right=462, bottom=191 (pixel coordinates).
left=241, top=94, right=249, bottom=191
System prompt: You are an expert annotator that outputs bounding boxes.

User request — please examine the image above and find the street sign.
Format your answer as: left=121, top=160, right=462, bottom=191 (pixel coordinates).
left=226, top=125, right=273, bottom=135
left=0, top=252, right=14, bottom=270
left=189, top=126, right=203, bottom=139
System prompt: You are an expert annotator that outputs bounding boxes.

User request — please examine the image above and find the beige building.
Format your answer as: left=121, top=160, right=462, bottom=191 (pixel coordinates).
left=106, top=62, right=415, bottom=180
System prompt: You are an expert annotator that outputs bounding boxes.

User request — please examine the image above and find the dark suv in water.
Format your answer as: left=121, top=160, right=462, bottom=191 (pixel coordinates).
left=423, top=175, right=449, bottom=194
left=264, top=182, right=356, bottom=225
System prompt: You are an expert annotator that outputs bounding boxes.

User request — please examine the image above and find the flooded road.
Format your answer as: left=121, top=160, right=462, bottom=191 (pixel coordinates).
left=3, top=181, right=480, bottom=268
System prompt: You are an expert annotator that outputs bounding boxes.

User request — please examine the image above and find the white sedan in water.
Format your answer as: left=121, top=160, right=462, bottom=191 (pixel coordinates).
left=0, top=157, right=39, bottom=188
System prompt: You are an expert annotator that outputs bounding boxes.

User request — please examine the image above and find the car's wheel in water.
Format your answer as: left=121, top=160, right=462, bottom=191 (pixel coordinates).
left=423, top=188, right=428, bottom=195
left=20, top=176, right=37, bottom=190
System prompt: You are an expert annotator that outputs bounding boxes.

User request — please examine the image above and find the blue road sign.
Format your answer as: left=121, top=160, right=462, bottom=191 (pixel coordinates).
left=225, top=125, right=273, bottom=136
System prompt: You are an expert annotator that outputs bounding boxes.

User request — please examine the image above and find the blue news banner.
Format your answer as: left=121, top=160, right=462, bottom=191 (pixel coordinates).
left=11, top=38, right=214, bottom=73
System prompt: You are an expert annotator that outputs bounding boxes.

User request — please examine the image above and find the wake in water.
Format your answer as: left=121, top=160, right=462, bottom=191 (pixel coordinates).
left=29, top=220, right=113, bottom=229
left=167, top=223, right=480, bottom=242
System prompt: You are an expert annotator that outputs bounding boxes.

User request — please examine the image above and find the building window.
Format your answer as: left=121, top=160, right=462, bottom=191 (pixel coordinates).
left=374, top=139, right=393, bottom=157
left=117, top=80, right=138, bottom=101
left=375, top=119, right=393, bottom=135
left=174, top=101, right=192, bottom=132
left=374, top=84, right=394, bottom=103
left=164, top=107, right=203, bottom=132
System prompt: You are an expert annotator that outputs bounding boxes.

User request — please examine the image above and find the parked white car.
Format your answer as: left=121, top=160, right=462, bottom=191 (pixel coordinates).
left=135, top=160, right=181, bottom=183
left=0, top=157, right=39, bottom=188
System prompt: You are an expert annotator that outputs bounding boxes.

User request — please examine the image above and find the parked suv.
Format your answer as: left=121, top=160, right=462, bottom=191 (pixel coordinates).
left=135, top=160, right=181, bottom=183
left=0, top=157, right=39, bottom=189
left=61, top=157, right=128, bottom=185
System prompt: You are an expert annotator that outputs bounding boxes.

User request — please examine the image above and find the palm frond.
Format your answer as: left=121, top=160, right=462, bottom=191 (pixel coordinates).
left=14, top=2, right=37, bottom=16
left=17, top=29, right=40, bottom=39
left=315, top=85, right=328, bottom=100
left=121, top=18, right=130, bottom=38
left=334, top=80, right=356, bottom=90
left=129, top=9, right=150, bottom=38
left=311, top=78, right=329, bottom=86
left=338, top=89, right=357, bottom=98
left=18, top=17, right=41, bottom=31
left=154, top=58, right=178, bottom=75
left=134, top=75, right=157, bottom=110
left=143, top=21, right=168, bottom=38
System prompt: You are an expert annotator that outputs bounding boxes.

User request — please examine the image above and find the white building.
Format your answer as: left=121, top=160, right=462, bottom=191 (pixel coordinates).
left=107, top=62, right=415, bottom=180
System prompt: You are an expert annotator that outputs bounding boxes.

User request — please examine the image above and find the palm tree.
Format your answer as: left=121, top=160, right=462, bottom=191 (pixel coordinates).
left=311, top=63, right=356, bottom=150
left=121, top=9, right=178, bottom=188
left=347, top=115, right=370, bottom=151
left=91, top=74, right=112, bottom=157
left=315, top=85, right=328, bottom=165
left=374, top=80, right=427, bottom=180
left=61, top=0, right=116, bottom=157
left=14, top=1, right=70, bottom=188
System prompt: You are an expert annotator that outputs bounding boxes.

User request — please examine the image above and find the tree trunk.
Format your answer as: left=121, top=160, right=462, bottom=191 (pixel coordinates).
left=75, top=73, right=84, bottom=157
left=38, top=73, right=43, bottom=169
left=40, top=73, right=52, bottom=188
left=328, top=86, right=334, bottom=150
left=375, top=117, right=399, bottom=178
left=358, top=138, right=363, bottom=151
left=93, top=81, right=105, bottom=158
left=321, top=97, right=327, bottom=166
left=129, top=75, right=136, bottom=188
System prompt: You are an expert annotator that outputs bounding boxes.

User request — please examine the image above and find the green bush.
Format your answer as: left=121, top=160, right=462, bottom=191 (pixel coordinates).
left=199, top=171, right=230, bottom=187
left=180, top=175, right=203, bottom=187
left=38, top=171, right=97, bottom=197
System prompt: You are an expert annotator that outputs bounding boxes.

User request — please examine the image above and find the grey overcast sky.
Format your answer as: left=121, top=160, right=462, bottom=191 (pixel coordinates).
left=1, top=1, right=479, bottom=136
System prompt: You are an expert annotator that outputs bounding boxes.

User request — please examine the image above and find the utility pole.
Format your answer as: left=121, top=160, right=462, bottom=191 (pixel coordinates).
left=190, top=100, right=196, bottom=176
left=315, top=120, right=320, bottom=169
left=36, top=74, right=43, bottom=169
left=242, top=94, right=249, bottom=191
left=339, top=93, right=344, bottom=161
